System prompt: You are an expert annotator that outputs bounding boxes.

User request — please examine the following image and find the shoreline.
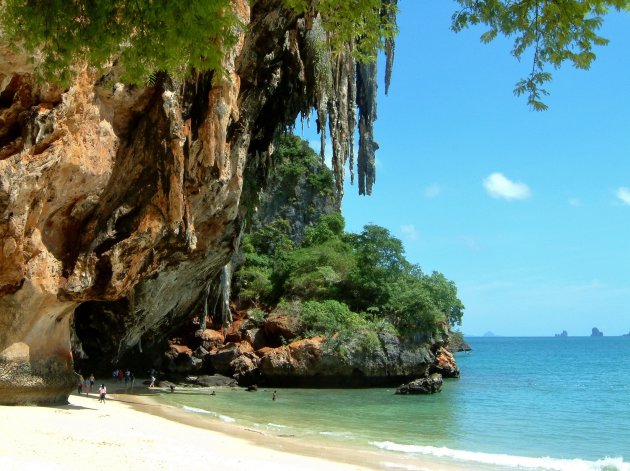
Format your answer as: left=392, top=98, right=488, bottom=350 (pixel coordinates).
left=115, top=384, right=454, bottom=470
left=0, top=381, right=455, bottom=471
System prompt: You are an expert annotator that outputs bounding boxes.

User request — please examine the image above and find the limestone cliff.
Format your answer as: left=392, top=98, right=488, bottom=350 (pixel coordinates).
left=0, top=1, right=388, bottom=404
left=246, top=133, right=338, bottom=245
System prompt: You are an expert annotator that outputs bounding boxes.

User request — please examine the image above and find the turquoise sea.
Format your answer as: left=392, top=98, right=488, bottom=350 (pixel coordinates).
left=155, top=337, right=630, bottom=470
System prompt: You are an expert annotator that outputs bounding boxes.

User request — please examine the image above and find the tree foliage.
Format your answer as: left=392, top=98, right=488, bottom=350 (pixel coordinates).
left=452, top=0, right=628, bottom=110
left=282, top=0, right=398, bottom=63
left=0, top=0, right=238, bottom=85
left=346, top=224, right=409, bottom=312
left=234, top=209, right=465, bottom=339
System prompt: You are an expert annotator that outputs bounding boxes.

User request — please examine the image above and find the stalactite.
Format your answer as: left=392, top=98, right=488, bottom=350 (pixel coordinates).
left=347, top=48, right=357, bottom=185
left=200, top=281, right=211, bottom=331
left=304, top=14, right=332, bottom=164
left=356, top=62, right=378, bottom=196
left=383, top=0, right=398, bottom=95
left=299, top=1, right=395, bottom=197
left=327, top=49, right=354, bottom=203
left=219, top=263, right=233, bottom=327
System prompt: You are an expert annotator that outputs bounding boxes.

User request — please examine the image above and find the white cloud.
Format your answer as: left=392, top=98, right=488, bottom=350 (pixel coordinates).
left=400, top=224, right=419, bottom=240
left=424, top=183, right=442, bottom=198
left=483, top=172, right=531, bottom=201
left=616, top=187, right=630, bottom=206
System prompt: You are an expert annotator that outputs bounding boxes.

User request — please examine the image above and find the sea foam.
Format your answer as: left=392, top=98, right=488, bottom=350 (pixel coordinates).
left=182, top=405, right=213, bottom=415
left=370, top=441, right=629, bottom=471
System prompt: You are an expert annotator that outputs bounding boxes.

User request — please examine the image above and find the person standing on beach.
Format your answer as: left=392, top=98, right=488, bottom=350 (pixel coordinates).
left=272, top=391, right=277, bottom=401
left=89, top=373, right=95, bottom=393
left=77, top=374, right=84, bottom=395
left=98, top=384, right=107, bottom=403
left=149, top=374, right=156, bottom=388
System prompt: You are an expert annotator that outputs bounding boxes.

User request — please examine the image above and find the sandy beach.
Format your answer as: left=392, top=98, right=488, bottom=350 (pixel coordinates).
left=0, top=384, right=440, bottom=471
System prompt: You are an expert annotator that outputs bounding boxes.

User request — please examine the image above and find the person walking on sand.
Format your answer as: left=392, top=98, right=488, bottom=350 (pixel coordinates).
left=98, top=384, right=107, bottom=403
left=272, top=390, right=277, bottom=401
left=149, top=374, right=156, bottom=388
left=77, top=374, right=84, bottom=395
left=89, top=373, right=95, bottom=393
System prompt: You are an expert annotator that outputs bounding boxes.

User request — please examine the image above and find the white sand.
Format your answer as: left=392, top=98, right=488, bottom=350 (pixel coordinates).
left=0, top=387, right=437, bottom=471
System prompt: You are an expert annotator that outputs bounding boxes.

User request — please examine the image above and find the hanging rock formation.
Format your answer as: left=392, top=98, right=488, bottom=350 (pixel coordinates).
left=0, top=1, right=394, bottom=404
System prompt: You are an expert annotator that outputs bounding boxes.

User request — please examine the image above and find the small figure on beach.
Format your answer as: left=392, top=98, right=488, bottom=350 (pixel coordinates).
left=272, top=390, right=277, bottom=401
left=98, top=384, right=107, bottom=403
left=129, top=372, right=135, bottom=389
left=89, top=373, right=95, bottom=393
left=117, top=369, right=124, bottom=382
left=169, top=385, right=175, bottom=393
left=77, top=374, right=84, bottom=395
left=149, top=375, right=156, bottom=388
left=83, top=377, right=90, bottom=395
left=210, top=390, right=216, bottom=396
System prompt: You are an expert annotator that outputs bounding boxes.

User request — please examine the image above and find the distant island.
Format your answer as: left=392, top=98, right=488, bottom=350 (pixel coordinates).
left=622, top=331, right=630, bottom=337
left=591, top=327, right=604, bottom=337
left=483, top=331, right=496, bottom=337
left=555, top=330, right=568, bottom=337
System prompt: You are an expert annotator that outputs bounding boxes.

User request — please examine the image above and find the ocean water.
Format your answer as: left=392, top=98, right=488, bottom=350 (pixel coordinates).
left=155, top=337, right=630, bottom=470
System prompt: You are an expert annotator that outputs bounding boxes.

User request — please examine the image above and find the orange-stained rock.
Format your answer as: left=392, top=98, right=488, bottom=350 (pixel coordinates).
left=255, top=346, right=274, bottom=357
left=264, top=312, right=302, bottom=345
left=430, top=346, right=460, bottom=378
left=197, top=329, right=225, bottom=350
left=259, top=337, right=325, bottom=375
left=258, top=331, right=437, bottom=387
left=225, top=319, right=245, bottom=343
left=0, top=0, right=254, bottom=404
left=237, top=341, right=254, bottom=354
left=169, top=344, right=193, bottom=356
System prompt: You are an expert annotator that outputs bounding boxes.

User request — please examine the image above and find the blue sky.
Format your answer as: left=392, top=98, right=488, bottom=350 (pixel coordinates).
left=300, top=1, right=630, bottom=336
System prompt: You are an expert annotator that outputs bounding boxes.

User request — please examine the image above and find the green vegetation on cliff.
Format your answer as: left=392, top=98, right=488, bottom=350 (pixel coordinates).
left=235, top=134, right=464, bottom=346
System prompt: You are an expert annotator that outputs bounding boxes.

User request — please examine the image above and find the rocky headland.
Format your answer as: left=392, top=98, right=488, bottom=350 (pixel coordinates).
left=155, top=309, right=459, bottom=390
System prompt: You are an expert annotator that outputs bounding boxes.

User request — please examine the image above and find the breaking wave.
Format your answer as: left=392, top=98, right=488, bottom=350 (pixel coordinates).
left=370, top=442, right=629, bottom=471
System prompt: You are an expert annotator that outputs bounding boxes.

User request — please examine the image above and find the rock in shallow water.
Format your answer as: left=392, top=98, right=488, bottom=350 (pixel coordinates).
left=395, top=373, right=443, bottom=395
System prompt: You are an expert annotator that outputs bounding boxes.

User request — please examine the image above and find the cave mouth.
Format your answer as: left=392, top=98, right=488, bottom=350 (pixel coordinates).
left=72, top=299, right=168, bottom=379
left=72, top=299, right=130, bottom=377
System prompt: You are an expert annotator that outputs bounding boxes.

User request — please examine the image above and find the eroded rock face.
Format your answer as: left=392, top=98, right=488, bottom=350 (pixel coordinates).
left=1, top=0, right=346, bottom=404
left=429, top=346, right=460, bottom=378
left=258, top=332, right=435, bottom=387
